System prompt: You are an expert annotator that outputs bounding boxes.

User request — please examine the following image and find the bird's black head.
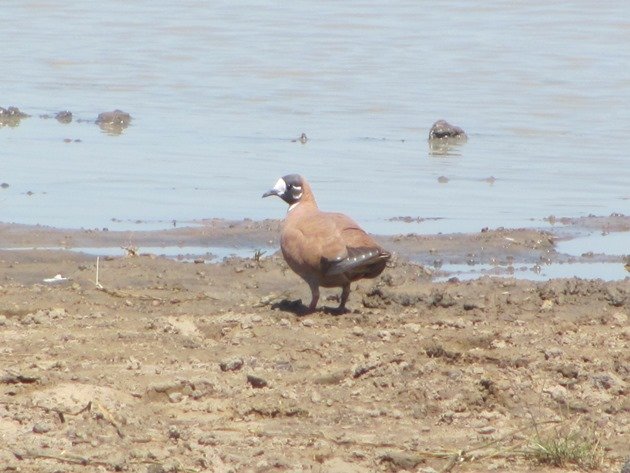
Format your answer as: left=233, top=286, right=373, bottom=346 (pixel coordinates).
left=262, top=174, right=304, bottom=205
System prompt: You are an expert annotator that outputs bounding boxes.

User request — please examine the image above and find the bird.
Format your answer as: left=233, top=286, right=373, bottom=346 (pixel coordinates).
left=263, top=174, right=391, bottom=313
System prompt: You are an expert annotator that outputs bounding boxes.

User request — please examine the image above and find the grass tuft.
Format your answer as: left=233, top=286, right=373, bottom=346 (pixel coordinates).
left=528, top=427, right=604, bottom=470
left=253, top=248, right=267, bottom=264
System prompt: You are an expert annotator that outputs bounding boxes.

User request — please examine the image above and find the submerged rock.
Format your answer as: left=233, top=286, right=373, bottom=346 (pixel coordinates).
left=96, top=109, right=132, bottom=135
left=56, top=110, right=73, bottom=124
left=0, top=106, right=30, bottom=127
left=96, top=109, right=132, bottom=126
left=429, top=119, right=467, bottom=140
left=428, top=119, right=467, bottom=156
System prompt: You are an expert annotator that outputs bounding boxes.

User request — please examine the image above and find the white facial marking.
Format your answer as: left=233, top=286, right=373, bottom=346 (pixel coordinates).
left=288, top=201, right=300, bottom=212
left=291, top=185, right=303, bottom=201
left=273, top=177, right=287, bottom=195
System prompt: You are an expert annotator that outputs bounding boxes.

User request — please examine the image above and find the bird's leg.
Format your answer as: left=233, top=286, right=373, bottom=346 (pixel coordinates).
left=307, top=281, right=320, bottom=313
left=338, top=283, right=350, bottom=312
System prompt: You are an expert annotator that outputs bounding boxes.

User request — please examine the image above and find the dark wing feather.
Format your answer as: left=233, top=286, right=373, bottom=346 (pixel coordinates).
left=321, top=246, right=390, bottom=277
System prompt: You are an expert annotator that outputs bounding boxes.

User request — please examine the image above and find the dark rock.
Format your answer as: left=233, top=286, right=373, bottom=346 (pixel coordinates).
left=427, top=289, right=456, bottom=308
left=167, top=425, right=181, bottom=440
left=0, top=106, right=29, bottom=118
left=219, top=357, right=244, bottom=372
left=96, top=109, right=132, bottom=126
left=426, top=345, right=461, bottom=361
left=592, top=372, right=622, bottom=390
left=352, top=362, right=379, bottom=379
left=606, top=287, right=626, bottom=307
left=246, top=374, right=268, bottom=388
left=55, top=111, right=73, bottom=124
left=428, top=119, right=467, bottom=140
left=96, top=109, right=132, bottom=135
left=428, top=120, right=467, bottom=155
left=0, top=106, right=30, bottom=127
left=0, top=371, right=39, bottom=384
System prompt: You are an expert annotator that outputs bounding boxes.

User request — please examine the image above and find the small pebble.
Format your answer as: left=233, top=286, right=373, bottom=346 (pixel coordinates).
left=32, top=422, right=52, bottom=434
left=167, top=425, right=181, bottom=440
left=351, top=326, right=364, bottom=336
left=246, top=374, right=268, bottom=388
left=544, top=384, right=568, bottom=402
left=219, top=357, right=244, bottom=372
left=377, top=330, right=391, bottom=341
left=477, top=426, right=496, bottom=435
left=147, top=464, right=166, bottom=473
left=168, top=392, right=183, bottom=403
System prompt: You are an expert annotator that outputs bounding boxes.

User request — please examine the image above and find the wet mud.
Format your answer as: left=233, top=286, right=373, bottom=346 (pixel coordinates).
left=0, top=218, right=628, bottom=472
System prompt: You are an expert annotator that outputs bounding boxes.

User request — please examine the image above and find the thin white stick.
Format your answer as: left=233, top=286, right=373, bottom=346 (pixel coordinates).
left=95, top=256, right=100, bottom=287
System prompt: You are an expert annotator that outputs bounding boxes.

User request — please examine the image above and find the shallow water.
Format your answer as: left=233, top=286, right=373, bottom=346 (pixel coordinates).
left=1, top=245, right=271, bottom=262
left=435, top=261, right=628, bottom=282
left=2, top=1, right=629, bottom=237
left=556, top=231, right=630, bottom=257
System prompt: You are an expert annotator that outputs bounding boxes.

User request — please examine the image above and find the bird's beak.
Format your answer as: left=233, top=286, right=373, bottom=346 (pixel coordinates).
left=262, top=178, right=287, bottom=199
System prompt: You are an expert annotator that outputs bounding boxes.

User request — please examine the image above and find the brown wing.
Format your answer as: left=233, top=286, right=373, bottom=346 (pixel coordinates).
left=320, top=212, right=390, bottom=279
left=281, top=208, right=390, bottom=283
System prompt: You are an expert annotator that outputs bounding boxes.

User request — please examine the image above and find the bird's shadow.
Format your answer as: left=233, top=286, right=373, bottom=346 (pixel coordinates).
left=270, top=298, right=349, bottom=316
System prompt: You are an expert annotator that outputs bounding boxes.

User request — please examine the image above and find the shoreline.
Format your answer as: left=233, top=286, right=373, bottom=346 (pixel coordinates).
left=1, top=214, right=628, bottom=282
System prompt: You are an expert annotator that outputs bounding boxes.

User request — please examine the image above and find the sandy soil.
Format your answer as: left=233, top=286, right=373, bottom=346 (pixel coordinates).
left=0, top=221, right=628, bottom=473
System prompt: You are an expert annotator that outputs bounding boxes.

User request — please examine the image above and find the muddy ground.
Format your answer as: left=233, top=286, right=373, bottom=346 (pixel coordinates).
left=0, top=220, right=628, bottom=473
